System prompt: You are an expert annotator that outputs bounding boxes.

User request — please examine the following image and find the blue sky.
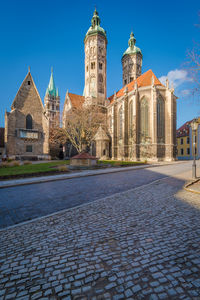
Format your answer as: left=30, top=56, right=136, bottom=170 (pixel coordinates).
left=0, top=0, right=199, bottom=128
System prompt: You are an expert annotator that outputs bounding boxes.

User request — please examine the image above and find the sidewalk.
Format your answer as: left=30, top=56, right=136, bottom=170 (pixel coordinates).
left=185, top=178, right=200, bottom=194
left=0, top=161, right=183, bottom=189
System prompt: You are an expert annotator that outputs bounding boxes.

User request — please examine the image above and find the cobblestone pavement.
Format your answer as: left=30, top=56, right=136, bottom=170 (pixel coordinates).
left=0, top=168, right=200, bottom=299
left=0, top=162, right=193, bottom=229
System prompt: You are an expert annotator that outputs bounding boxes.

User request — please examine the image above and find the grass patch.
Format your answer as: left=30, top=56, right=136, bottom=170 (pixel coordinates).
left=0, top=160, right=69, bottom=177
left=98, top=160, right=146, bottom=166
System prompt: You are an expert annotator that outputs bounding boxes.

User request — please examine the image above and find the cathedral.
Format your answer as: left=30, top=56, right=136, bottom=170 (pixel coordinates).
left=5, top=9, right=177, bottom=161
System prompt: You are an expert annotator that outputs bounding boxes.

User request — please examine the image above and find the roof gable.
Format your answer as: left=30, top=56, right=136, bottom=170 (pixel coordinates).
left=64, top=92, right=85, bottom=109
left=109, top=69, right=163, bottom=103
left=11, top=71, right=44, bottom=111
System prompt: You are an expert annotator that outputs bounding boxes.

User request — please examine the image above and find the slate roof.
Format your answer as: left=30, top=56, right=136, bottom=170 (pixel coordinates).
left=176, top=121, right=192, bottom=138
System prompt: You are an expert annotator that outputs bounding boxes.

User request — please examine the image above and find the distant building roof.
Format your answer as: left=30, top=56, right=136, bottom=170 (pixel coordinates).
left=109, top=69, right=163, bottom=103
left=176, top=120, right=192, bottom=138
left=0, top=128, right=5, bottom=147
left=66, top=93, right=85, bottom=109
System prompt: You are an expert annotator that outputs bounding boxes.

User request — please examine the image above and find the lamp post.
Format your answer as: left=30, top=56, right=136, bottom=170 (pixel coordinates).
left=191, top=118, right=199, bottom=179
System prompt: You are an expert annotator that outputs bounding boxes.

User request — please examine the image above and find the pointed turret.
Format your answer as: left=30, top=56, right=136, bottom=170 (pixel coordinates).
left=122, top=32, right=143, bottom=86
left=45, top=67, right=57, bottom=97
left=44, top=68, right=60, bottom=128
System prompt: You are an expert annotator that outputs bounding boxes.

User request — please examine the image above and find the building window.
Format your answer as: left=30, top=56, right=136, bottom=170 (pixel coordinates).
left=124, top=79, right=127, bottom=85
left=181, top=138, right=183, bottom=145
left=26, top=114, right=33, bottom=129
left=99, top=63, right=103, bottom=70
left=195, top=147, right=197, bottom=155
left=103, top=149, right=106, bottom=155
left=86, top=65, right=88, bottom=72
left=130, top=77, right=133, bottom=82
left=119, top=106, right=123, bottom=139
left=187, top=137, right=190, bottom=144
left=27, top=81, right=31, bottom=85
left=26, top=145, right=32, bottom=152
left=181, top=148, right=184, bottom=155
left=98, top=74, right=104, bottom=93
left=140, top=97, right=149, bottom=143
left=187, top=148, right=190, bottom=155
left=52, top=104, right=54, bottom=111
left=157, top=97, right=165, bottom=143
left=129, top=101, right=133, bottom=137
left=91, top=62, right=95, bottom=69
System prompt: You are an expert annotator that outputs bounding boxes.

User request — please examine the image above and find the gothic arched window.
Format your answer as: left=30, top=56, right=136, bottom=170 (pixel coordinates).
left=140, top=98, right=149, bottom=143
left=26, top=114, right=33, bottom=129
left=129, top=101, right=133, bottom=137
left=157, top=96, right=165, bottom=143
left=119, top=106, right=123, bottom=139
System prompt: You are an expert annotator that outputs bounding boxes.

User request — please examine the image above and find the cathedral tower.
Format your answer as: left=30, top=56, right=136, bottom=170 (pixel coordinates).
left=84, top=9, right=107, bottom=101
left=44, top=68, right=60, bottom=128
left=122, top=32, right=142, bottom=86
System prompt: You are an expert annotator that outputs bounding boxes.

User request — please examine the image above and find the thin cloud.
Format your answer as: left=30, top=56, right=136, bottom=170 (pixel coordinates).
left=159, top=69, right=192, bottom=88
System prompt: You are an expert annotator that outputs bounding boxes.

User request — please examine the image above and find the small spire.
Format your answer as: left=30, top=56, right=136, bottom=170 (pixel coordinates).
left=45, top=68, right=57, bottom=97
left=134, top=80, right=138, bottom=90
left=128, top=32, right=136, bottom=49
left=91, top=7, right=100, bottom=27
left=28, top=66, right=30, bottom=72
left=166, top=78, right=169, bottom=89
left=124, top=86, right=128, bottom=94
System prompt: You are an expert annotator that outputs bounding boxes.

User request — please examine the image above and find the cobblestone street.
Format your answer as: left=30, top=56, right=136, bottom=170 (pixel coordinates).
left=0, top=164, right=200, bottom=299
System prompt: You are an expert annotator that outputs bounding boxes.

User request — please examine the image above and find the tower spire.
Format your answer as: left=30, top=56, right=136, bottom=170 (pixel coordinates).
left=128, top=32, right=136, bottom=49
left=91, top=8, right=100, bottom=27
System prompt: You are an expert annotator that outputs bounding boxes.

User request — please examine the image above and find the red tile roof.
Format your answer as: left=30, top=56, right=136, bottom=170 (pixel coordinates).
left=71, top=152, right=97, bottom=159
left=67, top=93, right=85, bottom=109
left=176, top=120, right=192, bottom=138
left=109, top=69, right=163, bottom=103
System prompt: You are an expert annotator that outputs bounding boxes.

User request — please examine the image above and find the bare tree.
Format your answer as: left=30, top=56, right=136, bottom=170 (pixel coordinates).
left=187, top=42, right=200, bottom=95
left=64, top=105, right=107, bottom=153
left=49, top=127, right=67, bottom=158
left=186, top=13, right=200, bottom=95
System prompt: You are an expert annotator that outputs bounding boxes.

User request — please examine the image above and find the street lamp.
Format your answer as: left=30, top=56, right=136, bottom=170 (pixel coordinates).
left=191, top=118, right=199, bottom=179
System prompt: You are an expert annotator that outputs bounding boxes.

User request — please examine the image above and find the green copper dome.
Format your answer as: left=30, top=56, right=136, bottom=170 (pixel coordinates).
left=122, top=32, right=142, bottom=59
left=84, top=9, right=107, bottom=42
left=45, top=67, right=58, bottom=97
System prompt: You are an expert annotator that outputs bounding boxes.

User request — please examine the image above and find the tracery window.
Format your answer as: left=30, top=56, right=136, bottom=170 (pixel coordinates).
left=157, top=96, right=165, bottom=143
left=26, top=114, right=33, bottom=129
left=129, top=101, right=133, bottom=137
left=140, top=97, right=149, bottom=143
left=119, top=106, right=123, bottom=139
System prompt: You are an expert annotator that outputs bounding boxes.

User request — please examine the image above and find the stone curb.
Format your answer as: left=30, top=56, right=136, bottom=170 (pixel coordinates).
left=0, top=161, right=184, bottom=189
left=184, top=178, right=200, bottom=195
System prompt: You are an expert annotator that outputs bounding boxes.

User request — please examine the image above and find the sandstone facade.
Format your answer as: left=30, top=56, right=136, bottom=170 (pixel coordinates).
left=62, top=9, right=177, bottom=162
left=5, top=71, right=50, bottom=160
